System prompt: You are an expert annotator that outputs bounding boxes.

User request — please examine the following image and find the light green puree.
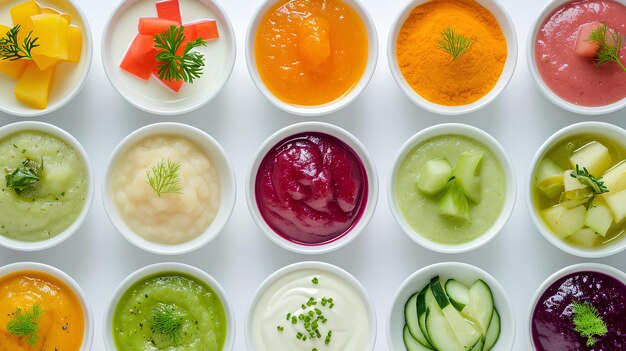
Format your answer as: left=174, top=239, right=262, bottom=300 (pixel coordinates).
left=113, top=272, right=227, bottom=351
left=395, top=135, right=506, bottom=244
left=0, top=131, right=87, bottom=241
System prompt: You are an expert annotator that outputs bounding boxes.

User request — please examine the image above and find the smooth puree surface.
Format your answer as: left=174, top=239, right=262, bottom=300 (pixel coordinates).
left=531, top=271, right=626, bottom=350
left=535, top=0, right=626, bottom=106
left=395, top=135, right=506, bottom=244
left=112, top=135, right=220, bottom=245
left=0, top=131, right=88, bottom=242
left=113, top=272, right=227, bottom=351
left=251, top=269, right=370, bottom=351
left=255, top=132, right=367, bottom=245
left=254, top=0, right=368, bottom=106
left=0, top=270, right=84, bottom=351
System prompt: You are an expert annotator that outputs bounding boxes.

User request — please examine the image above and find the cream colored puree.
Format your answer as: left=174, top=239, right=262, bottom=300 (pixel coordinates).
left=112, top=135, right=220, bottom=244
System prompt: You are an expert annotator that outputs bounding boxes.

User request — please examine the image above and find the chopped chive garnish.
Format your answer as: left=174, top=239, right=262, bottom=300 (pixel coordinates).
left=276, top=294, right=336, bottom=346
left=312, top=277, right=319, bottom=284
left=277, top=326, right=284, bottom=332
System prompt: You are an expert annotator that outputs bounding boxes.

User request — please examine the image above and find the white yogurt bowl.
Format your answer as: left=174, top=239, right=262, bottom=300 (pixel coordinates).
left=387, top=262, right=515, bottom=351
left=526, top=122, right=626, bottom=258
left=103, top=262, right=235, bottom=351
left=387, top=0, right=517, bottom=115
left=102, top=122, right=236, bottom=255
left=388, top=123, right=516, bottom=254
left=246, top=122, right=378, bottom=254
left=0, top=121, right=94, bottom=251
left=526, top=263, right=626, bottom=350
left=0, top=262, right=94, bottom=350
left=102, top=0, right=236, bottom=115
left=527, top=0, right=626, bottom=115
left=245, top=0, right=378, bottom=116
left=245, top=261, right=376, bottom=351
left=0, top=0, right=93, bottom=117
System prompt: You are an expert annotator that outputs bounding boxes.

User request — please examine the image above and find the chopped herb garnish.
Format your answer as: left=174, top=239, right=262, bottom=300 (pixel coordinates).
left=151, top=304, right=184, bottom=344
left=146, top=159, right=182, bottom=197
left=570, top=164, right=609, bottom=194
left=572, top=301, right=607, bottom=347
left=277, top=325, right=284, bottom=332
left=587, top=23, right=626, bottom=72
left=6, top=304, right=43, bottom=346
left=5, top=158, right=43, bottom=196
left=277, top=295, right=335, bottom=346
left=312, top=277, right=319, bottom=284
left=0, top=24, right=39, bottom=61
left=437, top=26, right=473, bottom=61
left=154, top=25, right=207, bottom=83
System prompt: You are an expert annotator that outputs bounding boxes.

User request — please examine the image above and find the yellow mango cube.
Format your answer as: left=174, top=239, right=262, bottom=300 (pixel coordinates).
left=67, top=25, right=82, bottom=63
left=41, top=7, right=72, bottom=24
left=10, top=0, right=41, bottom=41
left=0, top=24, right=30, bottom=80
left=14, top=64, right=55, bottom=109
left=31, top=14, right=69, bottom=70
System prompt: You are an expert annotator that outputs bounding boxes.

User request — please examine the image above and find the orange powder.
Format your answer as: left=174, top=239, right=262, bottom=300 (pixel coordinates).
left=0, top=271, right=84, bottom=351
left=255, top=0, right=369, bottom=106
left=396, top=0, right=507, bottom=106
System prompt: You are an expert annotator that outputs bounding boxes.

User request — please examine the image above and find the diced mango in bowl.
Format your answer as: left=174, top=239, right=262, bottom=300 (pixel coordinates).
left=1, top=0, right=83, bottom=109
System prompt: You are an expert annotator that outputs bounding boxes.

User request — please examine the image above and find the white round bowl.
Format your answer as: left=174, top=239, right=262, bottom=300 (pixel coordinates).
left=0, top=0, right=93, bottom=117
left=0, top=121, right=94, bottom=251
left=101, top=0, right=236, bottom=115
left=245, top=261, right=376, bottom=351
left=246, top=122, right=378, bottom=254
left=527, top=0, right=626, bottom=115
left=526, top=122, right=626, bottom=258
left=245, top=0, right=378, bottom=116
left=102, top=122, right=236, bottom=255
left=387, top=0, right=517, bottom=115
left=387, top=262, right=515, bottom=351
left=526, top=263, right=626, bottom=350
left=0, top=262, right=94, bottom=350
left=103, top=262, right=235, bottom=351
left=388, top=123, right=516, bottom=254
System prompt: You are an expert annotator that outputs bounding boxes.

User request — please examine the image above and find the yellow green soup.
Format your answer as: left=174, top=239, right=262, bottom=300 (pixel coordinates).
left=0, top=131, right=87, bottom=241
left=532, top=134, right=626, bottom=248
left=113, top=272, right=227, bottom=351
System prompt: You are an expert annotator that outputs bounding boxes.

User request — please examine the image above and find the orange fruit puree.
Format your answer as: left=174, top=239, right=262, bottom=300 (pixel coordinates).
left=0, top=271, right=84, bottom=351
left=255, top=0, right=368, bottom=106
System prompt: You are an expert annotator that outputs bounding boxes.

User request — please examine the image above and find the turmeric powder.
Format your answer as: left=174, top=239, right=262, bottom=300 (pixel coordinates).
left=396, top=0, right=507, bottom=106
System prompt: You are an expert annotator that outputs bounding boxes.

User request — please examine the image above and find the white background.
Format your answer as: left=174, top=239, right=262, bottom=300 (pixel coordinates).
left=1, top=0, right=625, bottom=350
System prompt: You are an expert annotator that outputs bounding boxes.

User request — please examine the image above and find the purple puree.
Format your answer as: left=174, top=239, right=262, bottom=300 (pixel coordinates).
left=255, top=132, right=367, bottom=245
left=532, top=271, right=626, bottom=350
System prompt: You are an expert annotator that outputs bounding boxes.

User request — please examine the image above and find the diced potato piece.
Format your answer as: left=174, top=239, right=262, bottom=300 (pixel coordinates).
left=541, top=204, right=586, bottom=239
left=31, top=14, right=69, bottom=70
left=569, top=141, right=612, bottom=176
left=41, top=7, right=71, bottom=24
left=563, top=170, right=587, bottom=192
left=575, top=22, right=602, bottom=58
left=14, top=64, right=55, bottom=109
left=10, top=0, right=41, bottom=41
left=605, top=189, right=626, bottom=223
left=0, top=24, right=31, bottom=80
left=584, top=197, right=613, bottom=236
left=569, top=228, right=599, bottom=247
left=601, top=160, right=626, bottom=194
left=67, top=26, right=82, bottom=63
left=536, top=159, right=565, bottom=199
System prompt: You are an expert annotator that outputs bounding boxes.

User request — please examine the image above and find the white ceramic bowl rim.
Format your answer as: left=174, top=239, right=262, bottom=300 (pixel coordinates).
left=245, top=121, right=379, bottom=254
left=386, top=261, right=516, bottom=351
left=0, top=262, right=95, bottom=351
left=102, top=262, right=235, bottom=351
left=101, top=0, right=236, bottom=115
left=245, top=261, right=377, bottom=351
left=0, top=121, right=95, bottom=251
left=387, top=0, right=518, bottom=115
left=388, top=123, right=516, bottom=254
left=525, top=121, right=626, bottom=258
left=526, top=0, right=626, bottom=115
left=526, top=263, right=626, bottom=350
left=0, top=0, right=94, bottom=117
left=102, top=122, right=236, bottom=255
left=245, top=0, right=379, bottom=117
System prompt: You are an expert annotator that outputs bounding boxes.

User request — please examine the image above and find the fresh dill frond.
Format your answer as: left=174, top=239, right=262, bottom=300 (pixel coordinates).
left=6, top=303, right=44, bottom=346
left=146, top=159, right=183, bottom=197
left=154, top=25, right=207, bottom=83
left=570, top=164, right=609, bottom=194
left=0, top=24, right=39, bottom=61
left=437, top=26, right=473, bottom=61
left=152, top=304, right=185, bottom=343
left=588, top=23, right=626, bottom=72
left=572, top=301, right=608, bottom=347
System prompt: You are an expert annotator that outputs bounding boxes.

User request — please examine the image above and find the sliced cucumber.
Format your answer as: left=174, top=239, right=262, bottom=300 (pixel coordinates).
left=445, top=279, right=470, bottom=311
left=470, top=338, right=484, bottom=351
left=454, top=151, right=484, bottom=203
left=405, top=292, right=432, bottom=348
left=461, top=280, right=495, bottom=334
left=404, top=325, right=434, bottom=351
left=438, top=180, right=470, bottom=221
left=417, top=158, right=453, bottom=197
left=419, top=288, right=437, bottom=345
left=483, top=310, right=501, bottom=351
left=426, top=302, right=464, bottom=351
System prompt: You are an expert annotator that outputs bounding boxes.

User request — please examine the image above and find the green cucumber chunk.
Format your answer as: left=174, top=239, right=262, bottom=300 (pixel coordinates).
left=438, top=180, right=470, bottom=221
left=445, top=279, right=470, bottom=311
left=461, top=280, right=495, bottom=335
left=454, top=151, right=484, bottom=203
left=425, top=303, right=464, bottom=351
left=417, top=158, right=453, bottom=197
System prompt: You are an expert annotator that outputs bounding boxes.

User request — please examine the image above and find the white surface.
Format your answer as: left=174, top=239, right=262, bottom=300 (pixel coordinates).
left=0, top=0, right=625, bottom=350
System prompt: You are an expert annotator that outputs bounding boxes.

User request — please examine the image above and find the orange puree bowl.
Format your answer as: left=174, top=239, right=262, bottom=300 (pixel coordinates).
left=246, top=0, right=378, bottom=116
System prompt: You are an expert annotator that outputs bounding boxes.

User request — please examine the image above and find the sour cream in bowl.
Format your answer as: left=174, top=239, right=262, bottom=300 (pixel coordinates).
left=246, top=261, right=376, bottom=351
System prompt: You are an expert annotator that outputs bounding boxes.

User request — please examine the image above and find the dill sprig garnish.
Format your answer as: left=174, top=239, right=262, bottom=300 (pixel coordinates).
left=146, top=159, right=183, bottom=197
left=154, top=25, right=207, bottom=83
left=437, top=26, right=473, bottom=61
left=6, top=304, right=44, bottom=346
left=572, top=301, right=608, bottom=347
left=570, top=164, right=609, bottom=194
left=0, top=24, right=39, bottom=61
left=588, top=23, right=626, bottom=72
left=152, top=304, right=185, bottom=344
